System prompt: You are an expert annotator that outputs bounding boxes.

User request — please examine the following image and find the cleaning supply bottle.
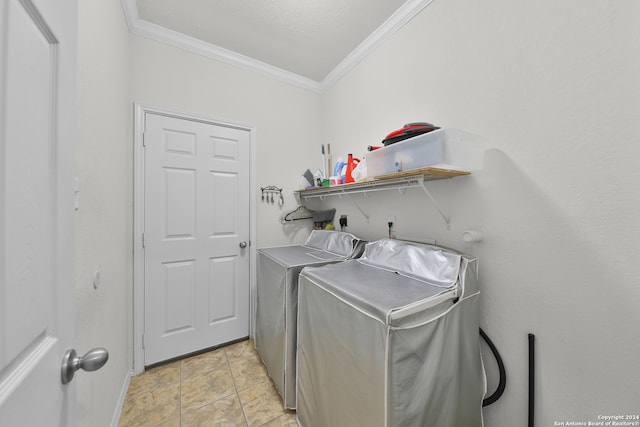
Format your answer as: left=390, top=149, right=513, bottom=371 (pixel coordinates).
left=333, top=157, right=346, bottom=184
left=345, top=154, right=360, bottom=183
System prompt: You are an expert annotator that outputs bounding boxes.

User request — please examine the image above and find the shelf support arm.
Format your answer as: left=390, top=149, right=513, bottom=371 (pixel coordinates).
left=342, top=191, right=370, bottom=222
left=418, top=179, right=450, bottom=227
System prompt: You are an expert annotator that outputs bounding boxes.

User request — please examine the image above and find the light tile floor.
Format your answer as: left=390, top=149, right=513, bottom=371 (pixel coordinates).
left=117, top=339, right=298, bottom=427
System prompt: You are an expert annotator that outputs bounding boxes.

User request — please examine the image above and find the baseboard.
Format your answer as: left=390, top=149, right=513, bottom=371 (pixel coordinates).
left=110, top=369, right=133, bottom=427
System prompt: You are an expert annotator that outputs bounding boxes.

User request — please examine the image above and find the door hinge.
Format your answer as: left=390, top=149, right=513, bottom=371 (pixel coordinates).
left=142, top=233, right=146, bottom=248
left=142, top=132, right=146, bottom=147
left=141, top=333, right=145, bottom=349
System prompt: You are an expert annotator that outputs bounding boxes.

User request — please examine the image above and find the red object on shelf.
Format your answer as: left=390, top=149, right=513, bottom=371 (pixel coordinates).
left=382, top=122, right=439, bottom=146
left=345, top=154, right=360, bottom=183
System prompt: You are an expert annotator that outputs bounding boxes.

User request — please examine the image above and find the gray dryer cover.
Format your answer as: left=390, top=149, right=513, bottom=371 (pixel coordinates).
left=296, top=239, right=485, bottom=427
left=255, top=230, right=364, bottom=409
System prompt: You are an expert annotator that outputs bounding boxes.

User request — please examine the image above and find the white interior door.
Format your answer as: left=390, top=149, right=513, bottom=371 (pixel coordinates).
left=0, top=0, right=77, bottom=425
left=143, top=113, right=251, bottom=365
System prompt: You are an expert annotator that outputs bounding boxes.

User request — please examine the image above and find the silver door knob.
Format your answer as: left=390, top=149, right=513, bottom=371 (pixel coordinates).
left=61, top=347, right=109, bottom=384
left=239, top=241, right=248, bottom=249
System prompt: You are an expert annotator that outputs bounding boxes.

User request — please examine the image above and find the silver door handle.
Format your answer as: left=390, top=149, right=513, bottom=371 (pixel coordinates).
left=61, top=347, right=109, bottom=384
left=239, top=241, right=247, bottom=249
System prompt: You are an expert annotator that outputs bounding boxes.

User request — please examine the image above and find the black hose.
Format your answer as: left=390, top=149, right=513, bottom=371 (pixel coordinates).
left=528, top=333, right=535, bottom=427
left=480, top=328, right=506, bottom=406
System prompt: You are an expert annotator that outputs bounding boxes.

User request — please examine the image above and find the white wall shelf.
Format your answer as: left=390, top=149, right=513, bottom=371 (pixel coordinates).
left=295, top=167, right=470, bottom=226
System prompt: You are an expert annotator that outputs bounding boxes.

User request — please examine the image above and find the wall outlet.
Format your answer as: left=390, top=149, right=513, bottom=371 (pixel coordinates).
left=387, top=216, right=396, bottom=238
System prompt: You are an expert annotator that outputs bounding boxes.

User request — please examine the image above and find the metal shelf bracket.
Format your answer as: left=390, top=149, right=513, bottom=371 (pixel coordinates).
left=416, top=177, right=450, bottom=228
left=343, top=192, right=370, bottom=222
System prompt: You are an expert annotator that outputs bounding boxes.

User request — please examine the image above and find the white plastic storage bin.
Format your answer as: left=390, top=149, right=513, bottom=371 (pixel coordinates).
left=366, top=128, right=445, bottom=177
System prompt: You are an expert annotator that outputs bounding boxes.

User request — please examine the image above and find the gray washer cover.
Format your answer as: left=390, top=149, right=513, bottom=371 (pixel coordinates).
left=296, top=239, right=484, bottom=427
left=254, top=230, right=363, bottom=409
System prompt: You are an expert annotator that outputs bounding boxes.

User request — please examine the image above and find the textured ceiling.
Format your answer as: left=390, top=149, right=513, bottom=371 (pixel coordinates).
left=135, top=0, right=408, bottom=82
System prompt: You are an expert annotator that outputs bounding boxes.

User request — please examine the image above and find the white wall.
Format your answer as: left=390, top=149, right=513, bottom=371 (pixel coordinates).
left=75, top=0, right=132, bottom=425
left=319, top=0, right=640, bottom=425
left=130, top=36, right=322, bottom=248
left=75, top=0, right=640, bottom=425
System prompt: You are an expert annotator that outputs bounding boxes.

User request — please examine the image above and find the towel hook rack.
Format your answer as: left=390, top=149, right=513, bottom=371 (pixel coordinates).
left=261, top=185, right=283, bottom=206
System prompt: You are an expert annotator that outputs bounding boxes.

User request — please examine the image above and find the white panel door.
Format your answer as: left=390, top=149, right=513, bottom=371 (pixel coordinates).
left=0, top=0, right=77, bottom=425
left=143, top=113, right=251, bottom=365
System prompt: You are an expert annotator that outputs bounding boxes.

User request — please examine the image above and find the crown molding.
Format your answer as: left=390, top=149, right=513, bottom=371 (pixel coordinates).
left=120, top=0, right=322, bottom=92
left=133, top=18, right=323, bottom=92
left=120, top=0, right=433, bottom=93
left=320, top=0, right=435, bottom=90
left=120, top=0, right=139, bottom=32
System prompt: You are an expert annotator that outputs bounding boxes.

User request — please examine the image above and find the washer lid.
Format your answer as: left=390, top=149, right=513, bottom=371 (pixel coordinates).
left=360, top=239, right=462, bottom=287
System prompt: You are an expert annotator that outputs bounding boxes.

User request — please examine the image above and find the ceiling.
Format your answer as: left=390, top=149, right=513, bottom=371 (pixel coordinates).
left=122, top=0, right=433, bottom=91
